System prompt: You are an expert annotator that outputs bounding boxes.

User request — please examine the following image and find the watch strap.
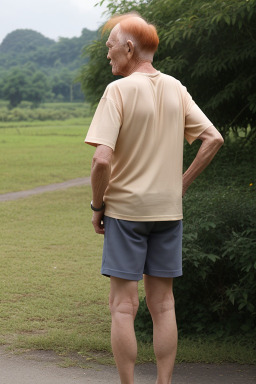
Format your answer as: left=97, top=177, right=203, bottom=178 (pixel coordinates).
left=91, top=201, right=105, bottom=211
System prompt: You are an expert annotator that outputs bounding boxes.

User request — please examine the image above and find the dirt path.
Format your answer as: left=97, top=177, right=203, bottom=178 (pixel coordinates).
left=0, top=177, right=91, bottom=202
left=0, top=347, right=256, bottom=384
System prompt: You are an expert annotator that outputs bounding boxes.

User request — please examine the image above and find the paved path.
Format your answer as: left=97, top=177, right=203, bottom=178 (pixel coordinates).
left=0, top=347, right=256, bottom=384
left=0, top=178, right=91, bottom=202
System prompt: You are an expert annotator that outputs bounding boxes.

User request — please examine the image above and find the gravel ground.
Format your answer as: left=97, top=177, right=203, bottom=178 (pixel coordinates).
left=0, top=347, right=256, bottom=384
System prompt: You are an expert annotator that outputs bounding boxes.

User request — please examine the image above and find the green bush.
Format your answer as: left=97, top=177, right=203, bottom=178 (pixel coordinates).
left=135, top=187, right=256, bottom=342
left=135, top=297, right=153, bottom=343
left=135, top=140, right=255, bottom=341
left=0, top=102, right=92, bottom=121
left=176, top=186, right=256, bottom=336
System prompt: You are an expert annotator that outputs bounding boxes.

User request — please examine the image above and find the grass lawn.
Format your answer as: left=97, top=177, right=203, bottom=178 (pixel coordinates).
left=0, top=187, right=111, bottom=358
left=0, top=118, right=255, bottom=365
left=0, top=118, right=94, bottom=193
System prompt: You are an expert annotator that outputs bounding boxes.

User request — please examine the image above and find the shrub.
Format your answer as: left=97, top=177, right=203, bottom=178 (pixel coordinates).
left=0, top=103, right=92, bottom=122
left=176, top=185, right=256, bottom=336
left=135, top=297, right=153, bottom=343
left=135, top=140, right=255, bottom=341
left=135, top=186, right=256, bottom=342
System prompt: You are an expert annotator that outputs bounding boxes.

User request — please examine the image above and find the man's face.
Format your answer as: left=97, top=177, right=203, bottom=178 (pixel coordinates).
left=106, top=26, right=130, bottom=76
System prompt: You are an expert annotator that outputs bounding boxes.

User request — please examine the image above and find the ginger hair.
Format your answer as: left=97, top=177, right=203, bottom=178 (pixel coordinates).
left=102, top=13, right=159, bottom=53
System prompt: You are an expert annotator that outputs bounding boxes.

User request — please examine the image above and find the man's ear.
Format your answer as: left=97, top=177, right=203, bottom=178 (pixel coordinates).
left=127, top=40, right=134, bottom=57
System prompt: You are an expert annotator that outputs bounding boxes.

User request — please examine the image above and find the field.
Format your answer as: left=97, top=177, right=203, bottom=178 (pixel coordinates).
left=0, top=108, right=255, bottom=365
left=0, top=119, right=94, bottom=193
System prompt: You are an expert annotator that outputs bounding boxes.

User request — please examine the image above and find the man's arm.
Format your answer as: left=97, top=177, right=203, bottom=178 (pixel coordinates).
left=182, top=125, right=224, bottom=196
left=90, top=144, right=113, bottom=234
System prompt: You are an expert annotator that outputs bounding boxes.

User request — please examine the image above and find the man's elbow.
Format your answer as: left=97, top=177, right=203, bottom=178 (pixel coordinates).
left=92, top=156, right=111, bottom=172
left=203, top=126, right=224, bottom=149
left=92, top=144, right=113, bottom=173
left=214, top=131, right=224, bottom=149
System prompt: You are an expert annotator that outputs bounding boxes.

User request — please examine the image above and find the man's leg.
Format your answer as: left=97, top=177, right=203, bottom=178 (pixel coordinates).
left=109, top=276, right=139, bottom=384
left=144, top=276, right=177, bottom=384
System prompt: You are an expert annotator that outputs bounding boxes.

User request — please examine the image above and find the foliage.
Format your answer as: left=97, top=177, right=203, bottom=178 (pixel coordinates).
left=0, top=65, right=85, bottom=106
left=1, top=69, right=28, bottom=108
left=78, top=36, right=116, bottom=107
left=153, top=0, right=256, bottom=138
left=177, top=186, right=256, bottom=336
left=135, top=297, right=153, bottom=343
left=1, top=67, right=49, bottom=107
left=0, top=28, right=97, bottom=68
left=135, top=185, right=256, bottom=341
left=0, top=102, right=92, bottom=121
left=0, top=28, right=98, bottom=105
left=134, top=138, right=256, bottom=341
left=0, top=29, right=54, bottom=55
left=81, top=0, right=256, bottom=138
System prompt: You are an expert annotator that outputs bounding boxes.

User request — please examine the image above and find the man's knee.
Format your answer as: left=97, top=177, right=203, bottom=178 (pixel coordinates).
left=146, top=292, right=175, bottom=318
left=109, top=279, right=139, bottom=319
left=110, top=300, right=139, bottom=318
left=109, top=296, right=139, bottom=319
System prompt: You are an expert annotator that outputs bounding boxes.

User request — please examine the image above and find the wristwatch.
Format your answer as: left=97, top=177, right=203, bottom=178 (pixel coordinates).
left=90, top=201, right=105, bottom=211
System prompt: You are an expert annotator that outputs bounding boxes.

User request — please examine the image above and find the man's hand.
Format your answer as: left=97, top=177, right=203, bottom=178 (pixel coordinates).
left=92, top=211, right=105, bottom=234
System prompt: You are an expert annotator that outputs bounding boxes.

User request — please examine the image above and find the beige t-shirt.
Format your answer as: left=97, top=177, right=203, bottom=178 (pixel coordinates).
left=85, top=71, right=212, bottom=221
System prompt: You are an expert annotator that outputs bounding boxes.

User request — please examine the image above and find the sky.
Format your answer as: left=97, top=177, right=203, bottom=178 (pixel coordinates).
left=0, top=0, right=108, bottom=44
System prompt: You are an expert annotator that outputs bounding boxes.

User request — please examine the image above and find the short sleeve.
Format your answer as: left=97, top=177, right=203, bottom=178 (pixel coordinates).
left=85, top=84, right=122, bottom=150
left=184, top=90, right=213, bottom=145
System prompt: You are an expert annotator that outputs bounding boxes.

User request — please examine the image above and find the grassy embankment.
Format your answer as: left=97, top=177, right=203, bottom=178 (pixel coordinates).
left=0, top=105, right=255, bottom=365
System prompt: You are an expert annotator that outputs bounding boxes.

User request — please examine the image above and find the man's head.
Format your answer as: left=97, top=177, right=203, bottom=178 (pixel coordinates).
left=103, top=13, right=159, bottom=76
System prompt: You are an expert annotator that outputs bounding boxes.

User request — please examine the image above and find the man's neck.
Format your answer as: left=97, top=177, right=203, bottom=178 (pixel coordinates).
left=127, top=61, right=157, bottom=75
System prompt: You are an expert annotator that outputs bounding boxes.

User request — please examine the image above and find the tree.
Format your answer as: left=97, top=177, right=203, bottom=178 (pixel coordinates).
left=25, top=71, right=49, bottom=106
left=152, top=0, right=256, bottom=138
left=0, top=28, right=97, bottom=103
left=2, top=66, right=50, bottom=107
left=79, top=36, right=115, bottom=106
left=80, top=0, right=256, bottom=138
left=2, top=68, right=29, bottom=107
left=51, top=69, right=83, bottom=102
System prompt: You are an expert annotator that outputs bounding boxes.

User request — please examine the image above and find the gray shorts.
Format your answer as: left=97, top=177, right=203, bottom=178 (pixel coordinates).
left=101, top=216, right=183, bottom=281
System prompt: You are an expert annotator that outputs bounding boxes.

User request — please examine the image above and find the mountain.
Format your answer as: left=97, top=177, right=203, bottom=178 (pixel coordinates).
left=0, top=29, right=55, bottom=55
left=0, top=28, right=97, bottom=70
left=0, top=28, right=98, bottom=103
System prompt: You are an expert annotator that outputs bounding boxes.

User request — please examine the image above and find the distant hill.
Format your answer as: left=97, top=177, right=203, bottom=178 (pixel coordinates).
left=0, top=29, right=55, bottom=55
left=0, top=28, right=98, bottom=70
left=0, top=28, right=98, bottom=103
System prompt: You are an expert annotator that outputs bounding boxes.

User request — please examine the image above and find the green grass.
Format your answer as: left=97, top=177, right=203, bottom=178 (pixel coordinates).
left=0, top=118, right=94, bottom=193
left=0, top=187, right=110, bottom=358
left=0, top=186, right=145, bottom=363
left=176, top=337, right=256, bottom=364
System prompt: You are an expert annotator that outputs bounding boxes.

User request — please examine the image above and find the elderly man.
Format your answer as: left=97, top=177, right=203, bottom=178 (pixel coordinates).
left=85, top=13, right=223, bottom=384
